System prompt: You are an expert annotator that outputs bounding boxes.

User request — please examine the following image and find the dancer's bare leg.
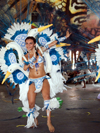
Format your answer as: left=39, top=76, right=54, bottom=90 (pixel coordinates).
left=28, top=83, right=38, bottom=126
left=47, top=110, right=55, bottom=132
left=42, top=79, right=55, bottom=132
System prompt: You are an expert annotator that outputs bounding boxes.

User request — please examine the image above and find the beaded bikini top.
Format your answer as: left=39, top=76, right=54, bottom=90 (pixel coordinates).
left=28, top=53, right=44, bottom=70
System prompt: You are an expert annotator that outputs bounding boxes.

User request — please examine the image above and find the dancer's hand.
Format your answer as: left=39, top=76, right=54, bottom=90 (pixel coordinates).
left=66, top=29, right=72, bottom=38
left=23, top=60, right=29, bottom=65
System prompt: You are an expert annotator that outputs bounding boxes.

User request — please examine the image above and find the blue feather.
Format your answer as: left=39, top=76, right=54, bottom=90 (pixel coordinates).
left=62, top=47, right=69, bottom=55
left=49, top=49, right=61, bottom=65
left=37, top=33, right=50, bottom=47
left=1, top=73, right=4, bottom=76
left=12, top=70, right=28, bottom=84
left=10, top=82, right=13, bottom=86
left=0, top=71, right=2, bottom=74
left=4, top=49, right=17, bottom=66
left=12, top=85, right=16, bottom=89
left=11, top=29, right=28, bottom=40
left=7, top=79, right=10, bottom=83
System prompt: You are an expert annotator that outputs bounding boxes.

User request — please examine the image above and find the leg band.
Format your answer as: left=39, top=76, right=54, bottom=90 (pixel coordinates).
left=28, top=107, right=36, bottom=117
left=24, top=105, right=41, bottom=128
left=42, top=100, right=50, bottom=111
left=42, top=98, right=63, bottom=112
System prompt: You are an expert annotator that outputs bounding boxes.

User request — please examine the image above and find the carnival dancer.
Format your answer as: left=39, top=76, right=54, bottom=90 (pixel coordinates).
left=22, top=30, right=71, bottom=132
left=23, top=36, right=57, bottom=132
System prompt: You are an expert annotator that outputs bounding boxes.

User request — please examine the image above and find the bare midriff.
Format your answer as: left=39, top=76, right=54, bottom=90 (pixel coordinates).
left=29, top=62, right=46, bottom=78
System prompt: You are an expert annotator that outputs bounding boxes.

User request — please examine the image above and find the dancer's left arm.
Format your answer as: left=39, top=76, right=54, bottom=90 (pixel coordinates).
left=41, top=29, right=71, bottom=52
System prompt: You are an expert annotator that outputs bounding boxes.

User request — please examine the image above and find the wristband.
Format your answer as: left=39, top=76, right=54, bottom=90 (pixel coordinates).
left=24, top=60, right=29, bottom=65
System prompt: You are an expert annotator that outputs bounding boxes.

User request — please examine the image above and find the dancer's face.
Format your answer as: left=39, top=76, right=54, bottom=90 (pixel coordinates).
left=25, top=39, right=36, bottom=52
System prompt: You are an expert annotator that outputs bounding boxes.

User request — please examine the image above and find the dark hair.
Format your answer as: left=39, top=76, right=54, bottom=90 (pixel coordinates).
left=25, top=36, right=38, bottom=56
left=25, top=36, right=36, bottom=44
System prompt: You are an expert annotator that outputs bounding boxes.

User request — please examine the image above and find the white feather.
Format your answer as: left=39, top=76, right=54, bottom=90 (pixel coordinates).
left=44, top=52, right=52, bottom=73
left=4, top=34, right=12, bottom=40
left=50, top=33, right=58, bottom=41
left=40, top=28, right=53, bottom=37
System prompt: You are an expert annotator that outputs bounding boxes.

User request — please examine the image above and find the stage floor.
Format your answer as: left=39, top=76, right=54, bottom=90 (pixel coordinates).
left=0, top=84, right=100, bottom=133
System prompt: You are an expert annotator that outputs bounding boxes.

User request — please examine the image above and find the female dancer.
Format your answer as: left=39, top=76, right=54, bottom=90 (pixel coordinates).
left=23, top=36, right=57, bottom=132
left=23, top=29, right=71, bottom=132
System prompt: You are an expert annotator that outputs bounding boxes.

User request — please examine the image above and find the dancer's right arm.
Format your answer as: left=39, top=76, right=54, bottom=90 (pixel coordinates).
left=23, top=63, right=30, bottom=71
left=22, top=54, right=30, bottom=71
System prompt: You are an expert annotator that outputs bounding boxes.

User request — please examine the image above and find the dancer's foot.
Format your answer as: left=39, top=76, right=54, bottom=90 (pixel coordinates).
left=31, top=118, right=39, bottom=128
left=47, top=122, right=55, bottom=132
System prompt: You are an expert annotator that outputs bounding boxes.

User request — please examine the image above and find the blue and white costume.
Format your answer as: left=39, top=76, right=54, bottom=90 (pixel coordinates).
left=27, top=53, right=44, bottom=69
left=29, top=76, right=50, bottom=93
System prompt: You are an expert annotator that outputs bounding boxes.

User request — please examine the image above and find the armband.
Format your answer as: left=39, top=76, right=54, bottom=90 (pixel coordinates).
left=55, top=36, right=66, bottom=44
left=55, top=37, right=60, bottom=44
left=58, top=36, right=66, bottom=42
left=44, top=45, right=49, bottom=49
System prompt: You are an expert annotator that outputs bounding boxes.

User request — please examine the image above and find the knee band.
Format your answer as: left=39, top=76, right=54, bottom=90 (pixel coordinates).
left=42, top=100, right=50, bottom=111
left=42, top=98, right=63, bottom=111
